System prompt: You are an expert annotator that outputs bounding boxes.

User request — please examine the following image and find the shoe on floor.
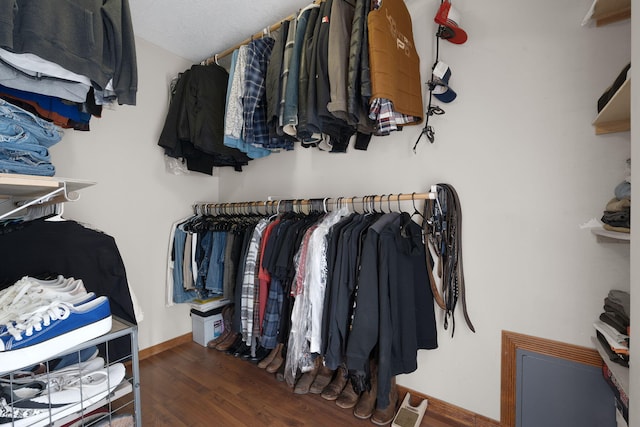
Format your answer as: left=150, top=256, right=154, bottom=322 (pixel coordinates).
left=309, top=363, right=334, bottom=394
left=321, top=365, right=347, bottom=401
left=335, top=381, right=360, bottom=409
left=370, top=377, right=398, bottom=426
left=258, top=343, right=282, bottom=369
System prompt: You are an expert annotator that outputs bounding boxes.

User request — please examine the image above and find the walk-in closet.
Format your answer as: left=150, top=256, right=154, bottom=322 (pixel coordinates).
left=0, top=0, right=636, bottom=426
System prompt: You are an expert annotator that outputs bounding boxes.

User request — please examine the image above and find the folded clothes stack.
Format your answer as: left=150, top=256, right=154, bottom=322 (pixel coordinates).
left=594, top=289, right=630, bottom=367
left=0, top=98, right=63, bottom=176
left=601, top=160, right=631, bottom=234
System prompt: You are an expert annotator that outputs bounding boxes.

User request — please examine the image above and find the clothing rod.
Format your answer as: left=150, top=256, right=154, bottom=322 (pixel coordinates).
left=193, top=191, right=436, bottom=211
left=203, top=0, right=322, bottom=64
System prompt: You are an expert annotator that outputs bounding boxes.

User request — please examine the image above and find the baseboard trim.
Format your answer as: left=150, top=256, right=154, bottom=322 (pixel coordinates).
left=139, top=333, right=193, bottom=360
left=140, top=335, right=499, bottom=426
left=396, top=385, right=500, bottom=427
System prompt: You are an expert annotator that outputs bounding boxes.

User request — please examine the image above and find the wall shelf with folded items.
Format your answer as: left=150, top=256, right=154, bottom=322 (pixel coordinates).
left=591, top=227, right=631, bottom=242
left=0, top=173, right=95, bottom=220
left=592, top=78, right=631, bottom=135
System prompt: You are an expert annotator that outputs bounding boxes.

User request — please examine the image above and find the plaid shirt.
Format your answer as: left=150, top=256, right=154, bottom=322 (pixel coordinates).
left=369, top=97, right=419, bottom=136
left=241, top=218, right=269, bottom=343
left=260, top=277, right=284, bottom=349
left=243, top=37, right=275, bottom=146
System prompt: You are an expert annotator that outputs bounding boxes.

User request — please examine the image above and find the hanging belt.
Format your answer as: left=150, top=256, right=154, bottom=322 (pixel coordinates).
left=423, top=183, right=475, bottom=336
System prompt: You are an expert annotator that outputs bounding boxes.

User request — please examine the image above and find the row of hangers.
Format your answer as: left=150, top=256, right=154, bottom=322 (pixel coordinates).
left=192, top=190, right=442, bottom=219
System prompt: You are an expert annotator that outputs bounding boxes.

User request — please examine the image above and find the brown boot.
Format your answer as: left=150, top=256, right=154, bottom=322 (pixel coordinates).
left=258, top=343, right=282, bottom=369
left=294, top=357, right=320, bottom=394
left=310, top=363, right=334, bottom=394
left=214, top=332, right=240, bottom=352
left=265, top=344, right=285, bottom=374
left=370, top=376, right=398, bottom=426
left=336, top=381, right=360, bottom=409
left=321, top=365, right=347, bottom=401
left=206, top=305, right=233, bottom=348
left=353, top=360, right=378, bottom=419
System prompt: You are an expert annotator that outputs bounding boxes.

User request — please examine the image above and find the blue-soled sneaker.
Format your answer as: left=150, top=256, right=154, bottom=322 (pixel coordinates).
left=0, top=297, right=112, bottom=375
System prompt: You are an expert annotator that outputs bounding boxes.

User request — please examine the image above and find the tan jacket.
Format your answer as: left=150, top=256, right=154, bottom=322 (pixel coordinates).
left=368, top=0, right=423, bottom=122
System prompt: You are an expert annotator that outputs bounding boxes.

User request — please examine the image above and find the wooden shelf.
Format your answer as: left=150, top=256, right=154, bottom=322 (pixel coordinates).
left=592, top=79, right=630, bottom=135
left=591, top=227, right=631, bottom=241
left=0, top=173, right=95, bottom=198
left=0, top=173, right=95, bottom=220
left=590, top=0, right=631, bottom=26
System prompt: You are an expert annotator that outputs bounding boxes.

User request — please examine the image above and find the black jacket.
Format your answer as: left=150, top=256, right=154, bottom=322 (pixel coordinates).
left=158, top=65, right=250, bottom=173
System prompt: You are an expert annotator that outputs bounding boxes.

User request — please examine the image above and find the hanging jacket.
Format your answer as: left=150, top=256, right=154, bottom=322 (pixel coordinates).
left=347, top=0, right=376, bottom=136
left=296, top=6, right=320, bottom=144
left=316, top=0, right=356, bottom=153
left=327, top=0, right=356, bottom=124
left=368, top=0, right=423, bottom=121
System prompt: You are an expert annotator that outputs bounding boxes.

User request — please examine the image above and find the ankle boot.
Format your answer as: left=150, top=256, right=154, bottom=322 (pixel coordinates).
left=370, top=376, right=398, bottom=426
left=207, top=305, right=234, bottom=348
left=353, top=359, right=378, bottom=419
left=336, top=381, right=360, bottom=409
left=214, top=332, right=240, bottom=352
left=321, top=365, right=347, bottom=401
left=265, top=344, right=285, bottom=374
left=258, top=343, right=282, bottom=369
left=310, top=363, right=334, bottom=394
left=294, top=357, right=320, bottom=395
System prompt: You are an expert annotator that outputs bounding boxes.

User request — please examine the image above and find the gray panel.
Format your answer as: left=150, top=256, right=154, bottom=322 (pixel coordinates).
left=515, top=349, right=615, bottom=427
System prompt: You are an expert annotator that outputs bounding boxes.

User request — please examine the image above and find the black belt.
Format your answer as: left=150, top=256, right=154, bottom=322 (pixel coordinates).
left=423, top=183, right=475, bottom=336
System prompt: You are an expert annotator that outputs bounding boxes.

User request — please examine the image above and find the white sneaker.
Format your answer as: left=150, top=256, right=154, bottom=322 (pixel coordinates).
left=0, top=363, right=125, bottom=427
left=0, top=279, right=88, bottom=327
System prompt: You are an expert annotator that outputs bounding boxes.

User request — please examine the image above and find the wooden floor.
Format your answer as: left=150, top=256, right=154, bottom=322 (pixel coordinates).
left=135, top=341, right=470, bottom=426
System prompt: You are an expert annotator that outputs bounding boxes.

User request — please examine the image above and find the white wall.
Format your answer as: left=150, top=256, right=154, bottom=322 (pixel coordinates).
left=46, top=0, right=632, bottom=422
left=218, top=0, right=631, bottom=421
left=50, top=38, right=220, bottom=351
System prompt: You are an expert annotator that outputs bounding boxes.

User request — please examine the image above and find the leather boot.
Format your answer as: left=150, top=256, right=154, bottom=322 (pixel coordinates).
left=294, top=357, right=320, bottom=395
left=353, top=359, right=377, bottom=419
left=206, top=304, right=233, bottom=348
left=321, top=365, right=347, bottom=401
left=371, top=376, right=398, bottom=426
left=336, top=381, right=360, bottom=409
left=214, top=332, right=240, bottom=352
left=258, top=343, right=282, bottom=369
left=310, top=363, right=334, bottom=394
left=265, top=344, right=285, bottom=374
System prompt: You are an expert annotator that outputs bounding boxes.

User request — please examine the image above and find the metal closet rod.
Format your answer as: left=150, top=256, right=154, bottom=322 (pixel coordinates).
left=193, top=191, right=436, bottom=215
left=203, top=0, right=323, bottom=64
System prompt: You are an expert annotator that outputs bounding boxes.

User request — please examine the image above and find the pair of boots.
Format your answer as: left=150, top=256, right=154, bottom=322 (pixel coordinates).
left=206, top=305, right=237, bottom=351
left=293, top=357, right=334, bottom=395
left=258, top=342, right=284, bottom=374
left=339, top=359, right=399, bottom=426
left=320, top=365, right=361, bottom=409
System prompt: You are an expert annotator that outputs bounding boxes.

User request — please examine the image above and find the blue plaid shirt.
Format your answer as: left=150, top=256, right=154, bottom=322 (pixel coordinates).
left=260, top=277, right=284, bottom=349
left=243, top=38, right=275, bottom=146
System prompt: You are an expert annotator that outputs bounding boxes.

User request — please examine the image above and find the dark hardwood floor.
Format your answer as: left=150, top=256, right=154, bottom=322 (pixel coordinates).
left=135, top=341, right=468, bottom=426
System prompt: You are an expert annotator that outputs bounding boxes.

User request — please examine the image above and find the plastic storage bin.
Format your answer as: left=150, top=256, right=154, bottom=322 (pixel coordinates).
left=191, top=307, right=224, bottom=347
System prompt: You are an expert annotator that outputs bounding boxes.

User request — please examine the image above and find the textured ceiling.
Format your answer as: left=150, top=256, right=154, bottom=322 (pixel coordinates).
left=129, top=0, right=313, bottom=63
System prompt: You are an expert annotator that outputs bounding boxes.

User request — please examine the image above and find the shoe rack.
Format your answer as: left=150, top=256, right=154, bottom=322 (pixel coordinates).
left=1, top=317, right=141, bottom=426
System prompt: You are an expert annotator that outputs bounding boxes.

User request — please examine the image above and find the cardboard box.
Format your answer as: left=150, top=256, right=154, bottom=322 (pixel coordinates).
left=191, top=307, right=224, bottom=347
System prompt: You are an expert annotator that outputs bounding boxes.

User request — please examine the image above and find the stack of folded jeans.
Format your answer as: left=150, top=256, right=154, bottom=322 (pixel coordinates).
left=0, top=98, right=63, bottom=176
